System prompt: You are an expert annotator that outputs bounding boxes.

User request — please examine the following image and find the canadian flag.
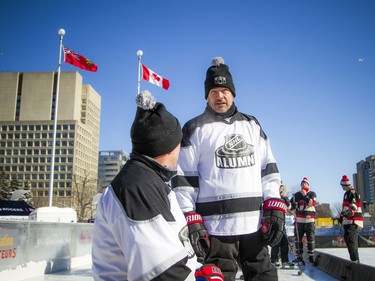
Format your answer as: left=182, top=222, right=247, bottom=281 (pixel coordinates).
left=141, top=64, right=170, bottom=90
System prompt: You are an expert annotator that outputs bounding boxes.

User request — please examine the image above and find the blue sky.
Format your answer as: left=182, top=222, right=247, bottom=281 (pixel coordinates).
left=1, top=0, right=374, bottom=207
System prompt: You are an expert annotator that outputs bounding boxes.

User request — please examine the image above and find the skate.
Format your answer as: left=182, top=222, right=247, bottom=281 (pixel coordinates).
left=281, top=262, right=295, bottom=269
left=309, top=255, right=316, bottom=266
left=292, top=256, right=305, bottom=265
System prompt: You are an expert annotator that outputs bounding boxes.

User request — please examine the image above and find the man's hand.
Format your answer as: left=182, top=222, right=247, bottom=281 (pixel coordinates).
left=261, top=198, right=286, bottom=247
left=185, top=212, right=210, bottom=259
left=195, top=264, right=224, bottom=281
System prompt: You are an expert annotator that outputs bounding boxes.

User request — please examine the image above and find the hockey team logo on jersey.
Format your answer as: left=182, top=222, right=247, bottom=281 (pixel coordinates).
left=215, top=134, right=255, bottom=169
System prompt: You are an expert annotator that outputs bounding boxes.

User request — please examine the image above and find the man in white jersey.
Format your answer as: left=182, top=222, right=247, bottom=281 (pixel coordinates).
left=92, top=90, right=223, bottom=281
left=172, top=57, right=286, bottom=281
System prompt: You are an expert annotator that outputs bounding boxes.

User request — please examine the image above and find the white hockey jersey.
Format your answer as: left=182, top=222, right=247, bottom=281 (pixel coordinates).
left=172, top=105, right=281, bottom=236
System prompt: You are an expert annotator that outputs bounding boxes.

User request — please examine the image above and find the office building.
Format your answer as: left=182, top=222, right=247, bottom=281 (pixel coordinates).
left=98, top=150, right=128, bottom=192
left=354, top=155, right=375, bottom=218
left=0, top=71, right=101, bottom=209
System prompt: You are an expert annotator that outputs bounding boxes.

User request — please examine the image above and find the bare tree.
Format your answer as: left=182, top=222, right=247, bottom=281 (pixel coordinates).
left=315, top=203, right=333, bottom=218
left=331, top=202, right=343, bottom=218
left=0, top=171, right=11, bottom=200
left=0, top=172, right=33, bottom=204
left=72, top=170, right=98, bottom=222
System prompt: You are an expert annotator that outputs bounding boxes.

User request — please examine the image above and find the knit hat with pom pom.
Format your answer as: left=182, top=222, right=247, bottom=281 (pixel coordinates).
left=131, top=90, right=182, bottom=157
left=204, top=57, right=236, bottom=99
left=340, top=175, right=351, bottom=187
left=301, top=177, right=310, bottom=192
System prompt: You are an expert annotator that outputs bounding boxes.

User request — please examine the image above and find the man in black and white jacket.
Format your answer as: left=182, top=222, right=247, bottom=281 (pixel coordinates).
left=172, top=58, right=285, bottom=281
left=92, top=91, right=223, bottom=281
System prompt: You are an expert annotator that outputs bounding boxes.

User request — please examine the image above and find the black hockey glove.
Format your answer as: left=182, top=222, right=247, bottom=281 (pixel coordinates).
left=185, top=211, right=210, bottom=260
left=341, top=208, right=355, bottom=218
left=261, top=198, right=287, bottom=247
left=195, top=264, right=224, bottom=281
left=338, top=215, right=343, bottom=225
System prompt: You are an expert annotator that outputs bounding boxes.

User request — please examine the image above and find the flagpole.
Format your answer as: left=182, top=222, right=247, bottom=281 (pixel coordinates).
left=136, top=50, right=143, bottom=95
left=48, top=28, right=65, bottom=207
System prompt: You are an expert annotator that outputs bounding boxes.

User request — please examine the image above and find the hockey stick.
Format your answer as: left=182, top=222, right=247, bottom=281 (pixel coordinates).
left=293, top=194, right=305, bottom=270
left=284, top=231, right=304, bottom=276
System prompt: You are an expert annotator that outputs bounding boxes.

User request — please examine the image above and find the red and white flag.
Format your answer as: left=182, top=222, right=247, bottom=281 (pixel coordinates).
left=141, top=64, right=170, bottom=90
left=63, top=46, right=98, bottom=72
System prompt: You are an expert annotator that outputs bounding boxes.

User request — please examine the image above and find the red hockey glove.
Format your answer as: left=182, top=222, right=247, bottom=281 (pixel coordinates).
left=261, top=198, right=286, bottom=247
left=185, top=211, right=210, bottom=259
left=195, top=264, right=224, bottom=281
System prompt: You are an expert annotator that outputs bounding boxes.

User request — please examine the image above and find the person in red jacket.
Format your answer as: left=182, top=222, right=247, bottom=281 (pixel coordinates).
left=339, top=175, right=364, bottom=263
left=290, top=177, right=317, bottom=264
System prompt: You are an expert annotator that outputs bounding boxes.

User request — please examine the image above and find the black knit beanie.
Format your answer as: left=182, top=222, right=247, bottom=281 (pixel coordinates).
left=131, top=90, right=182, bottom=158
left=204, top=57, right=236, bottom=99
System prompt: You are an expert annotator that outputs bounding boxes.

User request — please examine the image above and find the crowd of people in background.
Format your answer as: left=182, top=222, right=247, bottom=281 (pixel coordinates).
left=269, top=175, right=365, bottom=270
